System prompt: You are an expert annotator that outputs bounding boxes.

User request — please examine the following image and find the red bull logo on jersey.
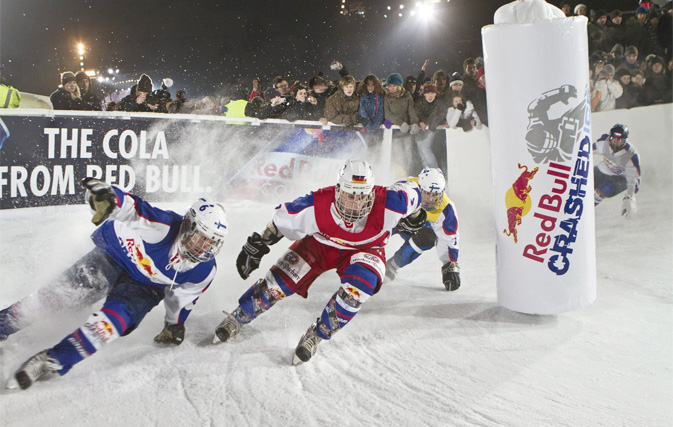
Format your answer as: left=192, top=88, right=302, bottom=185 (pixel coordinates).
left=503, top=163, right=539, bottom=243
left=123, top=238, right=157, bottom=277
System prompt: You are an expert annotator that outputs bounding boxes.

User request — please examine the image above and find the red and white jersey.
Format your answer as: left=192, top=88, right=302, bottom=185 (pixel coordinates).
left=272, top=180, right=421, bottom=250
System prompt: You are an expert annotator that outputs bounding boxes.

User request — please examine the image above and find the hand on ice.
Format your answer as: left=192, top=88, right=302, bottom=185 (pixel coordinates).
left=154, top=322, right=185, bottom=345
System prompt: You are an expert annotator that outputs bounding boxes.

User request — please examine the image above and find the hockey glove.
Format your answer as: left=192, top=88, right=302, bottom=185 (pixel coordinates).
left=621, top=195, right=637, bottom=219
left=441, top=261, right=461, bottom=291
left=154, top=322, right=185, bottom=345
left=81, top=177, right=117, bottom=226
left=236, top=232, right=271, bottom=280
left=397, top=209, right=427, bottom=235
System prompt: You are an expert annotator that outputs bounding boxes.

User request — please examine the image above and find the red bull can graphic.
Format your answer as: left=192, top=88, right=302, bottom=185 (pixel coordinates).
left=503, top=163, right=539, bottom=243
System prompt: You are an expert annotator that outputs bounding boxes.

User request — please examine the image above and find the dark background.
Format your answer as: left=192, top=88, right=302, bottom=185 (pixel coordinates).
left=0, top=0, right=642, bottom=99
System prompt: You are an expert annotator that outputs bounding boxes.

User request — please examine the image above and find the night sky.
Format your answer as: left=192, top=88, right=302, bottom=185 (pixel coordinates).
left=0, top=0, right=639, bottom=99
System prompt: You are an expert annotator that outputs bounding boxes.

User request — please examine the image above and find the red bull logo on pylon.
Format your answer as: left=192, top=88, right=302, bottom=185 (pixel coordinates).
left=503, top=163, right=539, bottom=243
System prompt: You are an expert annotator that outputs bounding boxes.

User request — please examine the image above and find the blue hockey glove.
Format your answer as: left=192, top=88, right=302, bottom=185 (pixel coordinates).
left=442, top=262, right=461, bottom=291
left=154, top=322, right=185, bottom=345
left=81, top=177, right=117, bottom=226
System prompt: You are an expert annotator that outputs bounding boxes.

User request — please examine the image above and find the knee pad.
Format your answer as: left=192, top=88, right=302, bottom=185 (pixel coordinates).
left=411, top=227, right=436, bottom=249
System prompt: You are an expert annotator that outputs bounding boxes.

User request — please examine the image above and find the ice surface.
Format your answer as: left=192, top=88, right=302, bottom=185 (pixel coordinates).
left=0, top=105, right=671, bottom=426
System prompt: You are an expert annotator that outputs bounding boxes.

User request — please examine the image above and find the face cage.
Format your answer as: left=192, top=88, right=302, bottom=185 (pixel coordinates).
left=421, top=190, right=442, bottom=210
left=335, top=186, right=375, bottom=223
left=178, top=220, right=224, bottom=263
left=609, top=136, right=626, bottom=151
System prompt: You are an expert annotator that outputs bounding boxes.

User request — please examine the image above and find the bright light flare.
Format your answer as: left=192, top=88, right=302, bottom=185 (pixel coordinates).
left=77, top=43, right=85, bottom=55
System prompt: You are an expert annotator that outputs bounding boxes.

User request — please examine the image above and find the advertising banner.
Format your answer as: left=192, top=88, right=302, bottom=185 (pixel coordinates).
left=0, top=113, right=368, bottom=209
left=482, top=14, right=597, bottom=314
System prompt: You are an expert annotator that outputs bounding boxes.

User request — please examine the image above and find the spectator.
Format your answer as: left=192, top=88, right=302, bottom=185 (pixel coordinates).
left=167, top=90, right=190, bottom=113
left=283, top=83, right=319, bottom=121
left=105, top=101, right=117, bottom=111
left=118, top=74, right=167, bottom=113
left=75, top=71, right=102, bottom=111
left=656, top=3, right=672, bottom=57
left=50, top=71, right=86, bottom=110
left=615, top=68, right=638, bottom=109
left=246, top=88, right=288, bottom=119
left=594, top=64, right=623, bottom=111
left=630, top=69, right=651, bottom=106
left=643, top=56, right=672, bottom=104
left=448, top=73, right=464, bottom=96
left=414, top=83, right=443, bottom=168
left=403, top=75, right=420, bottom=102
left=627, top=6, right=654, bottom=57
left=473, top=67, right=488, bottom=126
left=384, top=72, right=420, bottom=133
left=358, top=75, right=385, bottom=132
left=574, top=4, right=588, bottom=17
left=559, top=2, right=571, bottom=16
left=323, top=75, right=360, bottom=126
left=308, top=74, right=338, bottom=118
left=273, top=76, right=292, bottom=100
left=248, top=77, right=262, bottom=102
left=446, top=93, right=481, bottom=132
left=618, top=45, right=642, bottom=71
left=461, top=58, right=487, bottom=126
left=0, top=71, right=21, bottom=108
left=589, top=69, right=602, bottom=112
left=588, top=10, right=610, bottom=53
left=608, top=43, right=625, bottom=68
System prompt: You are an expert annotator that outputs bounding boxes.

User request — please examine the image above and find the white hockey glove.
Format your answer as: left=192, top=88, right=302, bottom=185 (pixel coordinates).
left=621, top=195, right=637, bottom=219
left=154, top=322, right=185, bottom=345
left=81, top=177, right=117, bottom=226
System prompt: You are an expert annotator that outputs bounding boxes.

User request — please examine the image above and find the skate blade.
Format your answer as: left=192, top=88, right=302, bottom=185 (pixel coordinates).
left=212, top=334, right=222, bottom=344
left=292, top=354, right=303, bottom=365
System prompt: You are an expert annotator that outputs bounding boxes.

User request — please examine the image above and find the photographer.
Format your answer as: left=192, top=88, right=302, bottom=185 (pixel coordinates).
left=594, top=63, right=623, bottom=112
left=119, top=74, right=167, bottom=113
left=283, top=84, right=319, bottom=121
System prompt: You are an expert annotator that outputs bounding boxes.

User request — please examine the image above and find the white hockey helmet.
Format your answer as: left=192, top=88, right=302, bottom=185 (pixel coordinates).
left=335, top=160, right=375, bottom=222
left=418, top=167, right=446, bottom=210
left=178, top=198, right=228, bottom=263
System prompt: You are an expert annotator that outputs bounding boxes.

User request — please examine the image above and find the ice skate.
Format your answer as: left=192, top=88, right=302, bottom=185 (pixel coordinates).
left=213, top=310, right=242, bottom=344
left=9, top=350, right=62, bottom=390
left=385, top=259, right=399, bottom=282
left=292, top=323, right=323, bottom=365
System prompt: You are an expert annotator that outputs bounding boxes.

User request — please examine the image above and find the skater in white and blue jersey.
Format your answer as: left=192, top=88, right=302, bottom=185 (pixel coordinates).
left=1, top=178, right=228, bottom=390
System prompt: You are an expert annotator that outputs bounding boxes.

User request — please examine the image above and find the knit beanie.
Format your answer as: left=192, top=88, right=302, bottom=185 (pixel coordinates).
left=61, top=71, right=76, bottom=85
left=625, top=45, right=639, bottom=56
left=422, top=82, right=437, bottom=94
left=137, top=73, right=153, bottom=93
left=603, top=64, right=616, bottom=75
left=75, top=70, right=89, bottom=83
left=574, top=4, right=587, bottom=15
left=385, top=73, right=403, bottom=87
left=449, top=72, right=464, bottom=87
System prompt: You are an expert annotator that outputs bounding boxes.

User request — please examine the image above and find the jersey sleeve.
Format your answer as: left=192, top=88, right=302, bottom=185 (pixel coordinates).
left=385, top=180, right=421, bottom=217
left=271, top=192, right=319, bottom=241
left=106, top=187, right=179, bottom=244
left=433, top=200, right=460, bottom=264
left=162, top=266, right=217, bottom=324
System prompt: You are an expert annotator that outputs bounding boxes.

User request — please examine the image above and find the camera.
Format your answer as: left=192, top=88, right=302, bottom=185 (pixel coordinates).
left=146, top=92, right=160, bottom=105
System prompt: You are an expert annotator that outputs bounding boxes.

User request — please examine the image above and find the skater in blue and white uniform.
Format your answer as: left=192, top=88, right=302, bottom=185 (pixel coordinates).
left=385, top=168, right=461, bottom=291
left=2, top=178, right=228, bottom=390
left=213, top=160, right=426, bottom=364
left=593, top=124, right=641, bottom=219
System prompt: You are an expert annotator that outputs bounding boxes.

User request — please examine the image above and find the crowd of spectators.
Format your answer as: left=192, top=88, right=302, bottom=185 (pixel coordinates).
left=29, top=1, right=673, bottom=123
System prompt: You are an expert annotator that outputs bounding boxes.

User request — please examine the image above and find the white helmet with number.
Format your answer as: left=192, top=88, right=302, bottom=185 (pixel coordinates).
left=418, top=167, right=446, bottom=210
left=335, top=160, right=375, bottom=222
left=178, top=198, right=228, bottom=263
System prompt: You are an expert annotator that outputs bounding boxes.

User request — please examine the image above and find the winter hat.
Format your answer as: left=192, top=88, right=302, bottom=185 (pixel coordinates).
left=137, top=73, right=153, bottom=93
left=615, top=68, right=631, bottom=80
left=650, top=56, right=665, bottom=66
left=635, top=6, right=649, bottom=14
left=625, top=45, right=639, bottom=56
left=61, top=71, right=76, bottom=85
left=422, top=82, right=437, bottom=94
left=385, top=73, right=403, bottom=87
left=610, top=43, right=624, bottom=56
left=449, top=72, right=464, bottom=87
left=595, top=9, right=607, bottom=19
left=574, top=4, right=587, bottom=15
left=75, top=70, right=89, bottom=83
left=603, top=64, right=616, bottom=75
left=264, top=87, right=281, bottom=99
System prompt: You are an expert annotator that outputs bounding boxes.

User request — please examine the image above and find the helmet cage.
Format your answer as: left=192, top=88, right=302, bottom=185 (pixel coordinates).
left=178, top=199, right=228, bottom=263
left=335, top=161, right=375, bottom=222
left=418, top=168, right=446, bottom=210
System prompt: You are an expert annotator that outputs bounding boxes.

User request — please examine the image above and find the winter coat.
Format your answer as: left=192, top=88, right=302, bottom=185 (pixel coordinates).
left=446, top=100, right=481, bottom=132
left=324, top=90, right=360, bottom=126
left=81, top=91, right=102, bottom=111
left=50, top=87, right=86, bottom=110
left=384, top=88, right=418, bottom=126
left=0, top=84, right=21, bottom=108
left=643, top=72, right=672, bottom=105
left=414, top=96, right=445, bottom=131
left=311, top=86, right=338, bottom=117
left=283, top=99, right=319, bottom=121
left=359, top=92, right=384, bottom=132
left=594, top=78, right=623, bottom=111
